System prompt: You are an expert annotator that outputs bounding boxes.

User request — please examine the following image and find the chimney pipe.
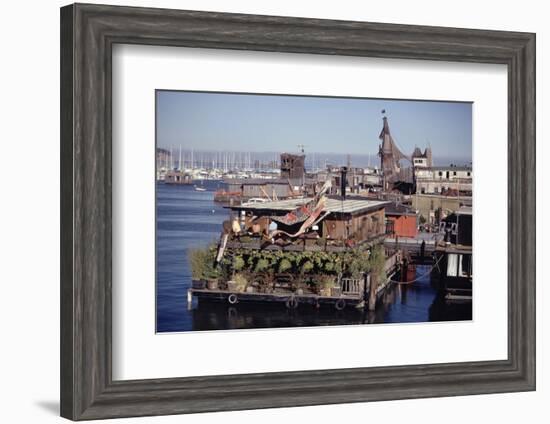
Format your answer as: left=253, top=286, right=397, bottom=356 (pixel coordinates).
left=340, top=166, right=347, bottom=199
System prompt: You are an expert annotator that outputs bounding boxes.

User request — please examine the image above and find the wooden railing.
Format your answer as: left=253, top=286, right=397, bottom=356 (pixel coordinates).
left=384, top=250, right=402, bottom=273
left=340, top=277, right=365, bottom=296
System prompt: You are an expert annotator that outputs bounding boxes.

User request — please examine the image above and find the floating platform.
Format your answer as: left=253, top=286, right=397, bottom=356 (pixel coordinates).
left=188, top=288, right=364, bottom=310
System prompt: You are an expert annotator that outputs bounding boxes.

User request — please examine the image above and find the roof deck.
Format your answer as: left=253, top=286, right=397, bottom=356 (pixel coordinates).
left=233, top=196, right=389, bottom=216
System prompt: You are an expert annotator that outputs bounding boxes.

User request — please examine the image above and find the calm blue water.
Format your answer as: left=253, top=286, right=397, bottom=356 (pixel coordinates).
left=156, top=182, right=471, bottom=332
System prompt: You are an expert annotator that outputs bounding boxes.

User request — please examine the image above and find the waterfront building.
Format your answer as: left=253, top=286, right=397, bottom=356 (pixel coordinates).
left=215, top=153, right=307, bottom=203
left=222, top=179, right=296, bottom=202
left=164, top=170, right=192, bottom=185
left=411, top=146, right=433, bottom=168
left=412, top=193, right=472, bottom=225
left=280, top=152, right=305, bottom=186
left=156, top=147, right=171, bottom=181
left=384, top=203, right=418, bottom=238
left=414, top=165, right=472, bottom=195
left=232, top=195, right=389, bottom=245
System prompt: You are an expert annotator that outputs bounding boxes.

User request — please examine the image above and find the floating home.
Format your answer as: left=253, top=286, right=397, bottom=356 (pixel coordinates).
left=384, top=203, right=418, bottom=238
left=164, top=170, right=192, bottom=185
left=232, top=196, right=388, bottom=246
left=189, top=182, right=403, bottom=311
left=432, top=206, right=473, bottom=302
left=215, top=178, right=297, bottom=203
left=214, top=152, right=306, bottom=203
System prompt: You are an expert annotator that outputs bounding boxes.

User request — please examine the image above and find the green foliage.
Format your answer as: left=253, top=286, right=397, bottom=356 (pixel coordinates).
left=203, top=247, right=221, bottom=280
left=367, top=245, right=386, bottom=281
left=278, top=258, right=292, bottom=273
left=333, top=256, right=343, bottom=274
left=220, top=244, right=387, bottom=284
left=318, top=274, right=336, bottom=289
left=233, top=273, right=248, bottom=292
left=302, top=260, right=314, bottom=273
left=232, top=255, right=245, bottom=271
left=189, top=248, right=208, bottom=280
left=255, top=258, right=270, bottom=273
left=188, top=245, right=220, bottom=280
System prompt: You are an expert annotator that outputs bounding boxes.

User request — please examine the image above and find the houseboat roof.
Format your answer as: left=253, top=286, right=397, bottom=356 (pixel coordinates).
left=423, top=166, right=472, bottom=172
left=384, top=202, right=417, bottom=216
left=233, top=196, right=389, bottom=215
left=224, top=178, right=289, bottom=186
left=457, top=206, right=472, bottom=215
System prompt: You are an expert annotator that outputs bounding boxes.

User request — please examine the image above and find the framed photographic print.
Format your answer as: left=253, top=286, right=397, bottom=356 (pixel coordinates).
left=60, top=3, right=535, bottom=420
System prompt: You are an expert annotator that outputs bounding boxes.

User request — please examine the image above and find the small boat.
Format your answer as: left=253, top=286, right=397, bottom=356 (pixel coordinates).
left=194, top=181, right=207, bottom=191
left=242, top=197, right=269, bottom=205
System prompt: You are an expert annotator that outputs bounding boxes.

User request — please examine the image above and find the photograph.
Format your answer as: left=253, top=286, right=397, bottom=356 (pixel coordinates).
left=155, top=91, right=473, bottom=333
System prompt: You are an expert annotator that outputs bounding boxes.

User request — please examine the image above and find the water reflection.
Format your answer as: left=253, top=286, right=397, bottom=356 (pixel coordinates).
left=192, top=302, right=374, bottom=331
left=190, top=271, right=472, bottom=332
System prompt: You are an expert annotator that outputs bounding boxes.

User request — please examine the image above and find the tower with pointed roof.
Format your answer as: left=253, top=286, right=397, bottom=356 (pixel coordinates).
left=378, top=114, right=409, bottom=190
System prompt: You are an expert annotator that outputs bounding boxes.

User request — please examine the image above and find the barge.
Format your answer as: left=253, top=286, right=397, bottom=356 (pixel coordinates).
left=432, top=207, right=473, bottom=302
left=188, top=173, right=406, bottom=311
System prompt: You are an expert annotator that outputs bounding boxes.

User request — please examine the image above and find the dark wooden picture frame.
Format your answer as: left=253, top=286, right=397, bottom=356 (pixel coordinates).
left=60, top=3, right=536, bottom=420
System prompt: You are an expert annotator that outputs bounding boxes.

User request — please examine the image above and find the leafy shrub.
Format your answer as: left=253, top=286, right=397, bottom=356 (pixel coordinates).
left=255, top=258, right=270, bottom=273
left=232, top=255, right=245, bottom=271
left=189, top=248, right=208, bottom=280
left=278, top=258, right=292, bottom=273
left=318, top=274, right=336, bottom=289
left=233, top=273, right=248, bottom=292
left=189, top=245, right=220, bottom=280
left=302, top=260, right=314, bottom=273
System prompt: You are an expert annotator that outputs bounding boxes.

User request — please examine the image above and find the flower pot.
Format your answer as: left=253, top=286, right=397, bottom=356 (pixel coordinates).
left=192, top=280, right=206, bottom=289
left=319, top=288, right=331, bottom=297
left=331, top=287, right=342, bottom=297
left=227, top=280, right=237, bottom=291
left=206, top=279, right=219, bottom=290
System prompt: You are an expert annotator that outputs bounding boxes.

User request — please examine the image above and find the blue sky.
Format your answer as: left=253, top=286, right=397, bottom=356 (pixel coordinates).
left=156, top=90, right=472, bottom=162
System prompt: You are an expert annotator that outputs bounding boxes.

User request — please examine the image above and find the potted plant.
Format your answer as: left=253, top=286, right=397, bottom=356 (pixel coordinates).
left=202, top=247, right=221, bottom=290
left=330, top=284, right=342, bottom=297
left=318, top=274, right=335, bottom=296
left=228, top=273, right=248, bottom=292
left=189, top=248, right=207, bottom=289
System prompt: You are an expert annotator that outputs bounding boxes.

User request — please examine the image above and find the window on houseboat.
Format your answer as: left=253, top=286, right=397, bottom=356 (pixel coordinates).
left=447, top=254, right=458, bottom=277
left=459, top=254, right=472, bottom=277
